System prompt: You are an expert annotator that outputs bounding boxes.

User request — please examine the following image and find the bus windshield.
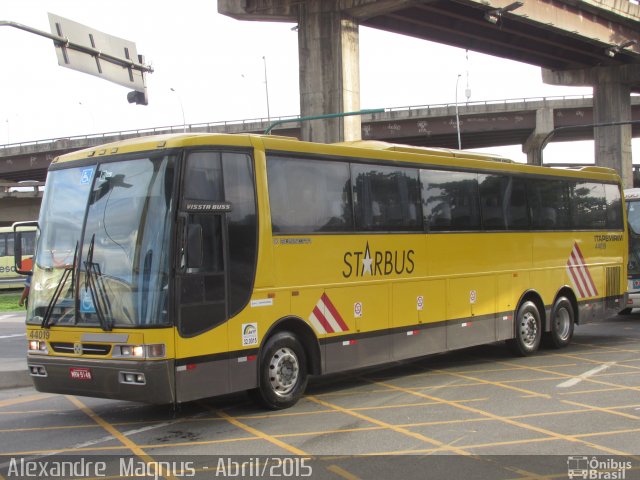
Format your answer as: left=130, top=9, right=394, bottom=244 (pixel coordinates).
left=28, top=154, right=175, bottom=328
left=627, top=198, right=640, bottom=278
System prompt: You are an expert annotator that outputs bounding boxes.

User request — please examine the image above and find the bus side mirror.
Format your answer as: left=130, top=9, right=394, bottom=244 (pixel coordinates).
left=186, top=224, right=203, bottom=269
left=12, top=221, right=38, bottom=275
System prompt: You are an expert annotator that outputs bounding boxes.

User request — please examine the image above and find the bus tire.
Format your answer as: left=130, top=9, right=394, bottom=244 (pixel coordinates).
left=509, top=300, right=542, bottom=356
left=618, top=308, right=633, bottom=315
left=544, top=296, right=575, bottom=349
left=254, top=331, right=308, bottom=410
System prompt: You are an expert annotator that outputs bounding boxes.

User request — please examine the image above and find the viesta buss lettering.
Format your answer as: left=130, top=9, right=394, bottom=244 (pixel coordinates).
left=343, top=242, right=415, bottom=278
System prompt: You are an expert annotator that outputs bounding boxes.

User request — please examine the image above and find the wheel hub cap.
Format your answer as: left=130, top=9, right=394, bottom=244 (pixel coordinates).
left=268, top=347, right=299, bottom=397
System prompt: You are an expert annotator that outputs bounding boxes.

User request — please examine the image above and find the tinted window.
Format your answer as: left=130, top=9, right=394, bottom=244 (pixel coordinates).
left=528, top=179, right=570, bottom=230
left=183, top=152, right=224, bottom=203
left=571, top=182, right=606, bottom=229
left=479, top=174, right=508, bottom=230
left=422, top=170, right=480, bottom=231
left=352, top=164, right=421, bottom=231
left=506, top=177, right=530, bottom=230
left=0, top=233, right=5, bottom=257
left=268, top=157, right=353, bottom=233
left=604, top=184, right=623, bottom=230
left=223, top=153, right=257, bottom=316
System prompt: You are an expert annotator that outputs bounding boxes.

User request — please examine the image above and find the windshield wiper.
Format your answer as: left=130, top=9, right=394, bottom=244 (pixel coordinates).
left=42, top=242, right=78, bottom=329
left=84, top=234, right=113, bottom=332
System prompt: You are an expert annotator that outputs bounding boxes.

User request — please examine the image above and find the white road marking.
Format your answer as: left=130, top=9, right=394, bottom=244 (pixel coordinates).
left=0, top=333, right=26, bottom=340
left=557, top=362, right=615, bottom=388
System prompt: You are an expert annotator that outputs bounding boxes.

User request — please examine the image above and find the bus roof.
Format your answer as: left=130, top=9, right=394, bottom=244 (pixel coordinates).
left=50, top=132, right=621, bottom=183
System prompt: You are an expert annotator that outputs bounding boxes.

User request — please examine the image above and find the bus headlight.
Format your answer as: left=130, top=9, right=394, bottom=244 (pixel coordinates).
left=28, top=340, right=48, bottom=354
left=114, top=344, right=166, bottom=359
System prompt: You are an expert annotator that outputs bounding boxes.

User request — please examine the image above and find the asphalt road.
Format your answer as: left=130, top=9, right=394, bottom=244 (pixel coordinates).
left=0, top=312, right=639, bottom=479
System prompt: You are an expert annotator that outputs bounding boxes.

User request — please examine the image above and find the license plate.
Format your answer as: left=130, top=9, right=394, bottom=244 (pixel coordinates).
left=69, top=367, right=92, bottom=381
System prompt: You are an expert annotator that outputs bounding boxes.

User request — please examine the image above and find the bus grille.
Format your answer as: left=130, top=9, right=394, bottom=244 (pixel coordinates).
left=606, top=266, right=621, bottom=308
left=50, top=342, right=111, bottom=356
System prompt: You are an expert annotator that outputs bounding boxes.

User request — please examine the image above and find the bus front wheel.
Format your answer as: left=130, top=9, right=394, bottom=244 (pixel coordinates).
left=544, top=296, right=574, bottom=349
left=509, top=300, right=542, bottom=356
left=254, top=331, right=308, bottom=410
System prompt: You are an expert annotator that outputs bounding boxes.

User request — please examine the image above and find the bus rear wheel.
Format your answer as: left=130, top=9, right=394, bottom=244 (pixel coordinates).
left=509, top=300, right=542, bottom=356
left=253, top=331, right=308, bottom=410
left=544, top=296, right=574, bottom=349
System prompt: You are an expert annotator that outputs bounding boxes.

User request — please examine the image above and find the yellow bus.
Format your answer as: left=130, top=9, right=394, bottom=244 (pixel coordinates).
left=0, top=226, right=35, bottom=290
left=23, top=133, right=626, bottom=409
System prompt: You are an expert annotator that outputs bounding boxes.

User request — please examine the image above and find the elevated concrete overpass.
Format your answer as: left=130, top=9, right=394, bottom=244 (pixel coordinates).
left=219, top=0, right=640, bottom=186
left=1, top=94, right=639, bottom=225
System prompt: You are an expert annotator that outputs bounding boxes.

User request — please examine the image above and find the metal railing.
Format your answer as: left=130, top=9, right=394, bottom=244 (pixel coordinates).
left=0, top=94, right=613, bottom=151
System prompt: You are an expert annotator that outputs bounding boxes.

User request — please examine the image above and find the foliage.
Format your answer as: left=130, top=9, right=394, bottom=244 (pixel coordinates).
left=0, top=292, right=24, bottom=312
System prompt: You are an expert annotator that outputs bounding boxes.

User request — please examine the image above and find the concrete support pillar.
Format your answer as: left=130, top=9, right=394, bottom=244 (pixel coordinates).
left=522, top=108, right=554, bottom=166
left=543, top=65, right=640, bottom=188
left=593, top=70, right=633, bottom=188
left=298, top=0, right=361, bottom=143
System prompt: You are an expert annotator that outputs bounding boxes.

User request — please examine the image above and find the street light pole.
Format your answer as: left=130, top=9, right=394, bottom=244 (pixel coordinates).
left=170, top=88, right=186, bottom=133
left=455, top=74, right=462, bottom=150
left=262, top=56, right=271, bottom=124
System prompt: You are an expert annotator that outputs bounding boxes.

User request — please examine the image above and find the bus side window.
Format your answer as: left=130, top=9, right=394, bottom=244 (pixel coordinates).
left=506, top=177, right=530, bottom=230
left=528, top=179, right=570, bottom=230
left=604, top=183, right=623, bottom=230
left=478, top=174, right=508, bottom=230
left=422, top=169, right=480, bottom=232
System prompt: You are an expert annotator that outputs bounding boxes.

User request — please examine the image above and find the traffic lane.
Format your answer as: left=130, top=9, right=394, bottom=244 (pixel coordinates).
left=0, top=314, right=637, bottom=466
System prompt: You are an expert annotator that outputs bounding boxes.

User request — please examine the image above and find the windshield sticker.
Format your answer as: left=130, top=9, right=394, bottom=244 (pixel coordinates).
left=80, top=167, right=95, bottom=185
left=242, top=323, right=258, bottom=346
left=80, top=288, right=96, bottom=313
left=250, top=298, right=273, bottom=308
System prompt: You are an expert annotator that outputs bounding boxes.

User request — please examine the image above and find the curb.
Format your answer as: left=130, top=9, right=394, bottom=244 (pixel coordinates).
left=0, top=369, right=31, bottom=390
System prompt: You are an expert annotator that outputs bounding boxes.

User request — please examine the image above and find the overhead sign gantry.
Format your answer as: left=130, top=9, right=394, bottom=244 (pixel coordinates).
left=0, top=13, right=152, bottom=105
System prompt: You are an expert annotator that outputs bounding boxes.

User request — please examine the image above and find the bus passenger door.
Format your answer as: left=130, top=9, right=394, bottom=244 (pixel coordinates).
left=175, top=152, right=230, bottom=402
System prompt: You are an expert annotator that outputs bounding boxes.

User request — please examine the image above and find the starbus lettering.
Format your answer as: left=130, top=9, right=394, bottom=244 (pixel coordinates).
left=342, top=242, right=415, bottom=278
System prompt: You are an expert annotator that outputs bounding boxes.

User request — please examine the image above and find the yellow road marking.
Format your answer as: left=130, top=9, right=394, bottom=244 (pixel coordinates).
left=66, top=396, right=180, bottom=480
left=363, top=377, right=632, bottom=456
left=307, top=394, right=475, bottom=456
left=0, top=393, right=53, bottom=408
left=429, top=368, right=551, bottom=398
left=210, top=406, right=308, bottom=456
left=307, top=395, right=547, bottom=478
left=561, top=399, right=640, bottom=420
left=491, top=359, right=640, bottom=394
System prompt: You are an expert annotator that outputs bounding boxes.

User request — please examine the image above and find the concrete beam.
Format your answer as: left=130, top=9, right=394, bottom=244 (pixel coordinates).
left=544, top=64, right=639, bottom=187
left=217, top=0, right=415, bottom=21
left=523, top=108, right=554, bottom=166
left=0, top=197, right=41, bottom=226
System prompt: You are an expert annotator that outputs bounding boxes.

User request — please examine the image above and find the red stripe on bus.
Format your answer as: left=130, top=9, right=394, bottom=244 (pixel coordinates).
left=574, top=244, right=598, bottom=295
left=567, top=262, right=587, bottom=298
left=570, top=249, right=594, bottom=297
left=312, top=305, right=334, bottom=333
left=321, top=293, right=349, bottom=332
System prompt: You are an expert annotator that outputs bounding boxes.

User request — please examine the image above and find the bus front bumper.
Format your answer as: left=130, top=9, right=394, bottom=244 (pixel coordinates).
left=27, top=355, right=176, bottom=404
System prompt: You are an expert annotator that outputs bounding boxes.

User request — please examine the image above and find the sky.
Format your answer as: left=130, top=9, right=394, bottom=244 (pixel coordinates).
left=1, top=0, right=638, bottom=164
